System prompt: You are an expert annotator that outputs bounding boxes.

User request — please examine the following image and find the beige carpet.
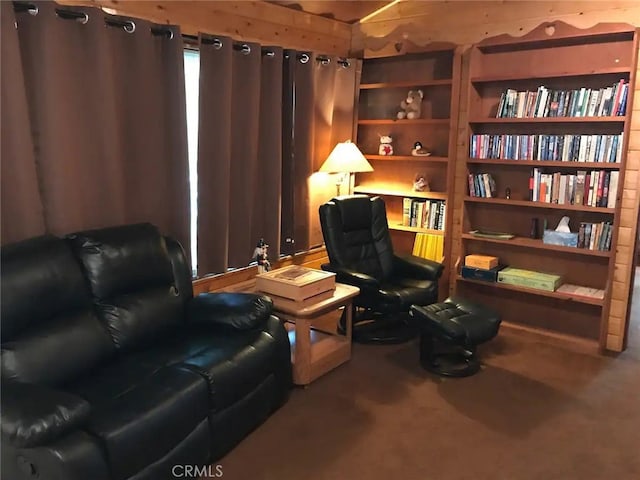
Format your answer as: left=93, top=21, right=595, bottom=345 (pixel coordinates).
left=219, top=282, right=640, bottom=480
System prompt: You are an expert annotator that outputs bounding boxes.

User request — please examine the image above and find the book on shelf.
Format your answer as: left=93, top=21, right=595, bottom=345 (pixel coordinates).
left=469, top=230, right=515, bottom=240
left=401, top=198, right=446, bottom=230
left=255, top=265, right=336, bottom=301
left=556, top=284, right=605, bottom=300
left=468, top=173, right=496, bottom=198
left=531, top=168, right=618, bottom=208
left=495, top=81, right=629, bottom=119
left=412, top=233, right=444, bottom=262
left=470, top=133, right=623, bottom=162
left=497, top=267, right=563, bottom=292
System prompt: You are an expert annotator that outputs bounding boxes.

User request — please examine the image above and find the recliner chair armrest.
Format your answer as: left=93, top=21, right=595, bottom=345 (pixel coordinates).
left=187, top=292, right=273, bottom=330
left=409, top=305, right=466, bottom=341
left=321, top=263, right=380, bottom=289
left=1, top=381, right=90, bottom=448
left=393, top=254, right=444, bottom=281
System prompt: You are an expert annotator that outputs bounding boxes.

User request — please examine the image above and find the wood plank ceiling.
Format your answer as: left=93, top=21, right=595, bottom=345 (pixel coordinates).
left=267, top=0, right=390, bottom=23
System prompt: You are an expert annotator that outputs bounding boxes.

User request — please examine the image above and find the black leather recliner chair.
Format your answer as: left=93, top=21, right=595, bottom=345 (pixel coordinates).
left=319, top=195, right=444, bottom=343
left=0, top=223, right=292, bottom=480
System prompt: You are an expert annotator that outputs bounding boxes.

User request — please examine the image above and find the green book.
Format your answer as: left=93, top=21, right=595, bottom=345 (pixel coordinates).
left=498, top=267, right=563, bottom=292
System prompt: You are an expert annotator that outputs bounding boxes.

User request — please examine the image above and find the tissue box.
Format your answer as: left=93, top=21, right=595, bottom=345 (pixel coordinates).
left=542, top=230, right=578, bottom=248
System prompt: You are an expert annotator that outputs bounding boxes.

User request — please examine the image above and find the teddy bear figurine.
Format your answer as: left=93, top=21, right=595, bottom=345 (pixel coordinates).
left=397, top=90, right=424, bottom=120
left=378, top=135, right=393, bottom=156
left=413, top=173, right=430, bottom=192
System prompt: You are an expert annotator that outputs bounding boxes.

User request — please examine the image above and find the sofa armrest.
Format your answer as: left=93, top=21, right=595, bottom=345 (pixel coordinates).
left=393, top=254, right=444, bottom=281
left=1, top=381, right=90, bottom=448
left=187, top=292, right=273, bottom=330
left=321, top=263, right=380, bottom=289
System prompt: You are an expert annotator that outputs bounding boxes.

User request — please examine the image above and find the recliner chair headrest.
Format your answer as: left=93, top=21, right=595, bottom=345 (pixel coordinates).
left=331, top=195, right=373, bottom=232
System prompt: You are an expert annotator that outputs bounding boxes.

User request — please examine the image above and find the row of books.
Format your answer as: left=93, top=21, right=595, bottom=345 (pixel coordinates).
left=402, top=198, right=446, bottom=230
left=530, top=169, right=619, bottom=208
left=412, top=233, right=444, bottom=262
left=468, top=173, right=497, bottom=198
left=495, top=81, right=629, bottom=118
left=469, top=133, right=624, bottom=163
left=578, top=222, right=613, bottom=251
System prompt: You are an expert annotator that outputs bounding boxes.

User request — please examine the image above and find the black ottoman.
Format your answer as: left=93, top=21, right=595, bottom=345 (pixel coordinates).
left=409, top=296, right=501, bottom=377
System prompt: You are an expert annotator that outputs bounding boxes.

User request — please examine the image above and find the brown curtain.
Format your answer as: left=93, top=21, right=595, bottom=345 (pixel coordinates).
left=197, top=38, right=283, bottom=275
left=1, top=2, right=45, bottom=244
left=6, top=2, right=190, bottom=256
left=282, top=53, right=361, bottom=251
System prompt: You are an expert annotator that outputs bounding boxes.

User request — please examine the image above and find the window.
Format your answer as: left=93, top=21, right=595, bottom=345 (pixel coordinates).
left=183, top=49, right=199, bottom=275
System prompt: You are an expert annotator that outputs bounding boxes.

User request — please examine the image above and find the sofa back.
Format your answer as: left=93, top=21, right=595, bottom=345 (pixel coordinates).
left=67, top=223, right=186, bottom=352
left=1, top=236, right=114, bottom=386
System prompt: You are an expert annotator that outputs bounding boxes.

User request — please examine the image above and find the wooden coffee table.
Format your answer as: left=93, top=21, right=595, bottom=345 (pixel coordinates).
left=269, top=283, right=360, bottom=385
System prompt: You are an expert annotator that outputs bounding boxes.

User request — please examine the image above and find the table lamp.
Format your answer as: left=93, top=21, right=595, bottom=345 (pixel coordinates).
left=319, top=140, right=373, bottom=196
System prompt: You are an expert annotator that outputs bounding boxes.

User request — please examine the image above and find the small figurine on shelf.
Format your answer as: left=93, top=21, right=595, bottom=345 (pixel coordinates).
left=411, top=141, right=431, bottom=156
left=505, top=187, right=511, bottom=199
left=397, top=89, right=424, bottom=119
left=413, top=173, right=430, bottom=192
left=252, top=238, right=271, bottom=273
left=378, top=134, right=394, bottom=156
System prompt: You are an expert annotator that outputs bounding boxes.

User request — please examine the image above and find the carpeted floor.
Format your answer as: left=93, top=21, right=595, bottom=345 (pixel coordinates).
left=219, top=275, right=640, bottom=480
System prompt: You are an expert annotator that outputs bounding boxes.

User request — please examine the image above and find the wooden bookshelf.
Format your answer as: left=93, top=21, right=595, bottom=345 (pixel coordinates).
left=452, top=22, right=638, bottom=351
left=354, top=47, right=462, bottom=299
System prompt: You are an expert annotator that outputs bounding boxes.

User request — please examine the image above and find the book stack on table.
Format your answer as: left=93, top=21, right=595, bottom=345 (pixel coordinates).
left=255, top=265, right=336, bottom=310
left=461, top=254, right=502, bottom=282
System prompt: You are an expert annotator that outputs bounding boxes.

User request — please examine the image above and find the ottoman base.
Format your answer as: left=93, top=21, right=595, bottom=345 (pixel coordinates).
left=419, top=335, right=480, bottom=377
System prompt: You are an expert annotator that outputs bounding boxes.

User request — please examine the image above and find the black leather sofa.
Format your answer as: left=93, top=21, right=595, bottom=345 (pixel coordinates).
left=1, top=223, right=292, bottom=480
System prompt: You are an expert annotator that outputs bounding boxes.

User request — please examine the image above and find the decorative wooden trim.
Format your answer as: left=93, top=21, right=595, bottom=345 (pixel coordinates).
left=351, top=33, right=457, bottom=59
left=475, top=21, right=636, bottom=51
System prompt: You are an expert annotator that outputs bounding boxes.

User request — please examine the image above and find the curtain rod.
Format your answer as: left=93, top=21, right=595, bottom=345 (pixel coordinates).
left=12, top=2, right=174, bottom=37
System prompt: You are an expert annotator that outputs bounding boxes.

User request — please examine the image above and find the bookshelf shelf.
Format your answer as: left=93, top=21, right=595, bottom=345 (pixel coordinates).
left=466, top=158, right=621, bottom=170
left=361, top=79, right=452, bottom=89
left=463, top=197, right=615, bottom=213
left=461, top=233, right=612, bottom=258
left=366, top=154, right=449, bottom=163
left=358, top=118, right=450, bottom=125
left=391, top=224, right=444, bottom=235
left=355, top=47, right=461, bottom=299
left=456, top=276, right=604, bottom=307
left=355, top=186, right=447, bottom=200
left=469, top=117, right=626, bottom=125
left=452, top=21, right=638, bottom=351
left=470, top=67, right=632, bottom=84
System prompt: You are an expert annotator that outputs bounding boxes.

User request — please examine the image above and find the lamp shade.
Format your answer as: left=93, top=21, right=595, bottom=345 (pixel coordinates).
left=319, top=141, right=373, bottom=174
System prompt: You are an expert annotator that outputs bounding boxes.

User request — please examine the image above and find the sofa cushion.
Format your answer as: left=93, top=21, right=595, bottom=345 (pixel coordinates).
left=178, top=320, right=284, bottom=412
left=1, top=235, right=114, bottom=385
left=68, top=223, right=183, bottom=352
left=2, top=310, right=114, bottom=386
left=67, top=223, right=175, bottom=300
left=67, top=317, right=287, bottom=413
left=81, top=367, right=208, bottom=480
left=95, top=286, right=183, bottom=351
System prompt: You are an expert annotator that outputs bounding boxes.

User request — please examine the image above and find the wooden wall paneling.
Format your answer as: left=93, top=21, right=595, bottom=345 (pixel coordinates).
left=58, top=0, right=352, bottom=55
left=352, top=1, right=640, bottom=55
left=603, top=37, right=640, bottom=351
